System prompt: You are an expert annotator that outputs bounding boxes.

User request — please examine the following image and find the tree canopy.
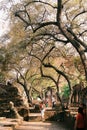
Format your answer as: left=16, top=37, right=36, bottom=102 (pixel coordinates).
left=0, top=0, right=87, bottom=105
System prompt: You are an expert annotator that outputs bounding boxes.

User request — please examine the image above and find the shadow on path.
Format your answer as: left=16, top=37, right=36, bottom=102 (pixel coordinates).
left=15, top=121, right=73, bottom=130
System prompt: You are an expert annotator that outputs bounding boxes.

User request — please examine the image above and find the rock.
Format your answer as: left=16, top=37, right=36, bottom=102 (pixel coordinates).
left=0, top=83, right=29, bottom=121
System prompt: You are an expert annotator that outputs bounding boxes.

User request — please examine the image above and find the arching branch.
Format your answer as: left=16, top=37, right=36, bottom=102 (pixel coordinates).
left=43, top=63, right=71, bottom=92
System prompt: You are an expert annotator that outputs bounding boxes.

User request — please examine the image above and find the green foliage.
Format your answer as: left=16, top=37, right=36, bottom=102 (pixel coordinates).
left=61, top=84, right=70, bottom=98
left=0, top=72, right=5, bottom=83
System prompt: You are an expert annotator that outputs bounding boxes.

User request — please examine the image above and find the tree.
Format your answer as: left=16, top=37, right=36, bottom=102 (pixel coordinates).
left=13, top=0, right=87, bottom=107
left=14, top=0, right=87, bottom=79
left=0, top=0, right=87, bottom=108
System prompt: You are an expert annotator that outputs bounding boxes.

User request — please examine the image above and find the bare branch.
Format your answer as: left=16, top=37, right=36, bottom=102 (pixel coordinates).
left=72, top=10, right=87, bottom=21
left=25, top=0, right=57, bottom=9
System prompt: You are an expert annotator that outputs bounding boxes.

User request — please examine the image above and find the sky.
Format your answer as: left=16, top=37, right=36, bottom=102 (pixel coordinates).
left=0, top=0, right=9, bottom=37
left=0, top=0, right=21, bottom=37
left=0, top=0, right=56, bottom=37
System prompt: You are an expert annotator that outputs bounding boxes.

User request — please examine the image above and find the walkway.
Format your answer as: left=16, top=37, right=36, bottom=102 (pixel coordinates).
left=14, top=121, right=71, bottom=130
left=0, top=109, right=74, bottom=130
left=0, top=117, right=73, bottom=130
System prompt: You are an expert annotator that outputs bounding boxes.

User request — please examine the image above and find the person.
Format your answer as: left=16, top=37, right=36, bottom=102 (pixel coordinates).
left=52, top=95, right=56, bottom=108
left=74, top=107, right=85, bottom=130
left=79, top=103, right=86, bottom=129
left=39, top=101, right=46, bottom=121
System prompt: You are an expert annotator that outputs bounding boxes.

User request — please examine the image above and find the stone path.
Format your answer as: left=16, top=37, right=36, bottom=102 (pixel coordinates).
left=14, top=121, right=71, bottom=130
left=0, top=114, right=73, bottom=130
left=0, top=118, right=72, bottom=130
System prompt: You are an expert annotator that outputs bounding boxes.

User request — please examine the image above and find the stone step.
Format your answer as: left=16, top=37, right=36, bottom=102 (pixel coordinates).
left=0, top=126, right=12, bottom=130
left=29, top=113, right=41, bottom=117
left=29, top=113, right=42, bottom=121
left=0, top=118, right=23, bottom=130
left=69, top=107, right=78, bottom=110
left=6, top=118, right=23, bottom=124
left=0, top=120, right=18, bottom=126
